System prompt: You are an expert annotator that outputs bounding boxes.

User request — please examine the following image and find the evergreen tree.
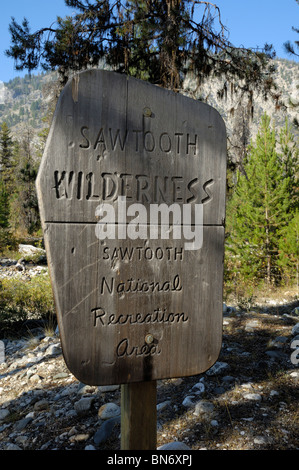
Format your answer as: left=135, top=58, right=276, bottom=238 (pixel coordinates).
left=226, top=114, right=292, bottom=285
left=0, top=122, right=14, bottom=189
left=0, top=179, right=9, bottom=229
left=10, top=127, right=40, bottom=236
left=0, top=122, right=15, bottom=245
left=278, top=210, right=299, bottom=287
left=6, top=0, right=278, bottom=109
left=279, top=118, right=299, bottom=212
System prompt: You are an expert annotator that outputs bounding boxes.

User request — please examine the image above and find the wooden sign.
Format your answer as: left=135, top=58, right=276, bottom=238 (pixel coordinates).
left=36, top=70, right=227, bottom=386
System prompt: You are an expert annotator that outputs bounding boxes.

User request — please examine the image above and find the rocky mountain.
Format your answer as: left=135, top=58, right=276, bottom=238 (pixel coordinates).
left=0, top=72, right=58, bottom=138
left=183, top=58, right=299, bottom=161
left=0, top=58, right=298, bottom=149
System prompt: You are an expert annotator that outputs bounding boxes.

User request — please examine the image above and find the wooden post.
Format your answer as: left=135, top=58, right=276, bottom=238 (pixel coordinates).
left=121, top=381, right=157, bottom=450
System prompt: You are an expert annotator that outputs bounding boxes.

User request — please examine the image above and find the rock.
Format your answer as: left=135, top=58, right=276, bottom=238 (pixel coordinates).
left=291, top=307, right=299, bottom=316
left=74, top=397, right=95, bottom=415
left=292, top=323, right=299, bottom=335
left=98, top=385, right=119, bottom=393
left=171, top=378, right=183, bottom=386
left=19, top=244, right=46, bottom=259
left=45, top=344, right=62, bottom=356
left=254, top=436, right=269, bottom=445
left=269, top=336, right=288, bottom=348
left=0, top=258, right=17, bottom=267
left=206, top=361, right=229, bottom=376
left=291, top=334, right=299, bottom=345
left=16, top=259, right=26, bottom=271
left=223, top=304, right=236, bottom=315
left=98, top=402, right=121, bottom=420
left=77, top=383, right=98, bottom=395
left=193, top=400, right=215, bottom=417
left=243, top=393, right=262, bottom=401
left=0, top=409, right=10, bottom=421
left=245, top=320, right=260, bottom=332
left=14, top=417, right=33, bottom=431
left=53, top=372, right=69, bottom=380
left=265, top=350, right=285, bottom=360
left=93, top=417, right=120, bottom=445
left=158, top=441, right=191, bottom=450
left=289, top=371, right=299, bottom=379
left=29, top=373, right=42, bottom=383
left=191, top=382, right=205, bottom=394
left=182, top=396, right=195, bottom=407
left=157, top=400, right=171, bottom=412
left=34, top=399, right=49, bottom=411
left=222, top=375, right=235, bottom=384
left=5, top=443, right=22, bottom=450
left=15, top=435, right=30, bottom=448
left=69, top=433, right=90, bottom=443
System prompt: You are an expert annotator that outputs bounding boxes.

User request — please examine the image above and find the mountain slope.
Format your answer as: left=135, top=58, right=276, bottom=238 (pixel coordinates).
left=0, top=58, right=298, bottom=150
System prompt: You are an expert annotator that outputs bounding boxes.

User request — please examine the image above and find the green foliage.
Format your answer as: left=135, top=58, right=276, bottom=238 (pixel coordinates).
left=6, top=0, right=277, bottom=107
left=226, top=114, right=298, bottom=287
left=278, top=210, right=299, bottom=285
left=0, top=274, right=55, bottom=325
left=0, top=122, right=14, bottom=170
left=2, top=125, right=41, bottom=237
left=0, top=179, right=9, bottom=229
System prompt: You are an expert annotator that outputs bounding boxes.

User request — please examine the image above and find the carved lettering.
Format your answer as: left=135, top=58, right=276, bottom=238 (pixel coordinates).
left=109, top=128, right=128, bottom=150
left=116, top=338, right=161, bottom=358
left=78, top=126, right=198, bottom=156
left=100, top=274, right=182, bottom=295
left=202, top=179, right=214, bottom=204
left=79, top=126, right=90, bottom=149
left=92, top=307, right=188, bottom=327
left=53, top=170, right=214, bottom=204
left=54, top=170, right=75, bottom=199
left=102, top=246, right=184, bottom=261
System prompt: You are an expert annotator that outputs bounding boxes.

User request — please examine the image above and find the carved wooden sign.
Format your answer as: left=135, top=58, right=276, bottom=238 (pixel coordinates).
left=36, top=70, right=227, bottom=385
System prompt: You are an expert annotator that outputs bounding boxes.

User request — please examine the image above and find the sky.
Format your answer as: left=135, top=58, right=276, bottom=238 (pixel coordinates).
left=0, top=0, right=298, bottom=83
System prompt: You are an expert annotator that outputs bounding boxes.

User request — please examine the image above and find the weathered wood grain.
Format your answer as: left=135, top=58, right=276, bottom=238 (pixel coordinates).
left=37, top=70, right=226, bottom=225
left=36, top=70, right=227, bottom=386
left=42, top=223, right=224, bottom=384
left=121, top=381, right=157, bottom=450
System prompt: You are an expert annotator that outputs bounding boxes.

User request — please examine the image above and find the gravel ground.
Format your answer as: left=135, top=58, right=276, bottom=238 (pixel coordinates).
left=0, top=263, right=298, bottom=451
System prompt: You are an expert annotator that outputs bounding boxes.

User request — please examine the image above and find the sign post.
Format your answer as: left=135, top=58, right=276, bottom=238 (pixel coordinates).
left=36, top=70, right=226, bottom=450
left=121, top=381, right=157, bottom=450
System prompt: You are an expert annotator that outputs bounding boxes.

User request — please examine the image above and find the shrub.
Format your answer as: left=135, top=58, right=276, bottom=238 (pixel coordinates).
left=0, top=273, right=55, bottom=325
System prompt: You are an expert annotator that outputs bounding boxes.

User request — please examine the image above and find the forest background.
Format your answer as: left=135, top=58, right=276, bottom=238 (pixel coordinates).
left=0, top=1, right=298, bottom=320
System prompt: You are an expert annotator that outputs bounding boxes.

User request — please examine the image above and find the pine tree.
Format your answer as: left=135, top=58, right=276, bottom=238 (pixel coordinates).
left=6, top=0, right=278, bottom=109
left=278, top=210, right=299, bottom=287
left=0, top=179, right=9, bottom=229
left=0, top=122, right=14, bottom=190
left=278, top=118, right=299, bottom=212
left=226, top=114, right=292, bottom=285
left=8, top=127, right=41, bottom=236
